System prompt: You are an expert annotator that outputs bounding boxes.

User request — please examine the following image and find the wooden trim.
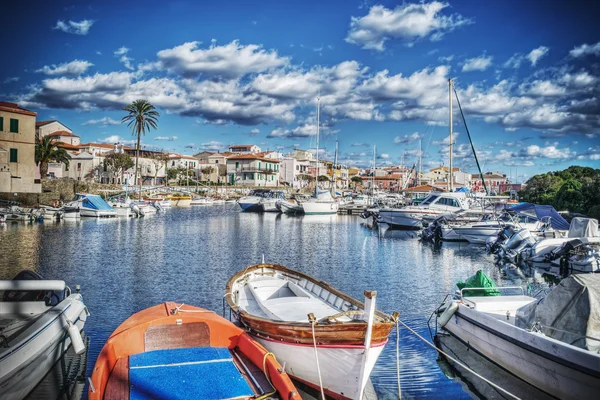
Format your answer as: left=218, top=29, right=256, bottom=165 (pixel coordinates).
left=0, top=138, right=35, bottom=145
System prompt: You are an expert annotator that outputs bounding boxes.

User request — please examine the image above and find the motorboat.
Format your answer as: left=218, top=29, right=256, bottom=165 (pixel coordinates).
left=276, top=198, right=305, bottom=215
left=64, top=194, right=117, bottom=218
left=89, top=302, right=300, bottom=400
left=260, top=191, right=285, bottom=212
left=301, top=190, right=339, bottom=215
left=39, top=205, right=63, bottom=220
left=0, top=270, right=88, bottom=399
left=61, top=205, right=81, bottom=219
left=238, top=189, right=274, bottom=212
left=377, top=192, right=470, bottom=230
left=435, top=273, right=600, bottom=400
left=225, top=263, right=396, bottom=400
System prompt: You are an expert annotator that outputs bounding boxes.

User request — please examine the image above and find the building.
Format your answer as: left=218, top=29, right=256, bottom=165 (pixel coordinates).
left=228, top=144, right=261, bottom=154
left=0, top=102, right=41, bottom=193
left=227, top=154, right=280, bottom=187
left=193, top=151, right=215, bottom=163
left=291, top=149, right=314, bottom=162
left=279, top=157, right=310, bottom=188
left=471, top=172, right=508, bottom=194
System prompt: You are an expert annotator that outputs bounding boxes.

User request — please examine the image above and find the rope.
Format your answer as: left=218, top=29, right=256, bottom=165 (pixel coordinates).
left=397, top=319, right=521, bottom=400
left=396, top=319, right=401, bottom=399
left=310, top=319, right=326, bottom=400
left=255, top=352, right=277, bottom=400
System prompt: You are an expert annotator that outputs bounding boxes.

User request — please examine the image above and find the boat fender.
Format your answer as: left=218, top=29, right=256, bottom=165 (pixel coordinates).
left=67, top=321, right=86, bottom=355
left=438, top=302, right=458, bottom=328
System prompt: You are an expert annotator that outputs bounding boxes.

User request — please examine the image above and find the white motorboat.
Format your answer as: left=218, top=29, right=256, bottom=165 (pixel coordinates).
left=377, top=192, right=469, bottom=230
left=226, top=263, right=396, bottom=400
left=277, top=198, right=304, bottom=215
left=260, top=191, right=285, bottom=212
left=301, top=190, right=339, bottom=215
left=238, top=189, right=271, bottom=212
left=0, top=270, right=89, bottom=399
left=61, top=205, right=80, bottom=219
left=64, top=194, right=117, bottom=218
left=436, top=274, right=600, bottom=400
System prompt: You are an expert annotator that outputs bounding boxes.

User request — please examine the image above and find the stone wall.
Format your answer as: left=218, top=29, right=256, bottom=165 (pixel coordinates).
left=0, top=178, right=122, bottom=206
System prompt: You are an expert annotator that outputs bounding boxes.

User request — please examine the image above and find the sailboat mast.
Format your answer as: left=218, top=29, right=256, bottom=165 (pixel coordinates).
left=315, top=97, right=320, bottom=196
left=332, top=139, right=338, bottom=195
left=419, top=139, right=422, bottom=186
left=372, top=144, right=376, bottom=196
left=449, top=79, right=454, bottom=191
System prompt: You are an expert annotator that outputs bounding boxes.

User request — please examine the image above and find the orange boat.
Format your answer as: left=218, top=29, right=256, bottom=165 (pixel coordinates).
left=89, top=302, right=301, bottom=400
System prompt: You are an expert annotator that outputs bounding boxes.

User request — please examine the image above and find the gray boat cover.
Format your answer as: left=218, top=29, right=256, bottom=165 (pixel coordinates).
left=568, top=217, right=599, bottom=238
left=515, top=274, right=600, bottom=351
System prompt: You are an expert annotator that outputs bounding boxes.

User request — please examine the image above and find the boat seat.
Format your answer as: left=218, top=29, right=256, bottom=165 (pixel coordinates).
left=262, top=297, right=346, bottom=322
left=144, top=322, right=210, bottom=351
left=129, top=347, right=254, bottom=400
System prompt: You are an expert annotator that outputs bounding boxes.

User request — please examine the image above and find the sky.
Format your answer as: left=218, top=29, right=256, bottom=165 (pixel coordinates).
left=1, top=0, right=599, bottom=182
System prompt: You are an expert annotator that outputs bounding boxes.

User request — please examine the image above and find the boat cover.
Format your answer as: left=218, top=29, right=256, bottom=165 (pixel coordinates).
left=567, top=217, right=599, bottom=238
left=80, top=195, right=113, bottom=211
left=129, top=347, right=253, bottom=400
left=508, top=202, right=570, bottom=230
left=457, top=270, right=500, bottom=297
left=515, top=274, right=600, bottom=352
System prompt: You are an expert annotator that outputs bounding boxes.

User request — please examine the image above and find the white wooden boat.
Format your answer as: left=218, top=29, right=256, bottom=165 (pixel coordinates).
left=226, top=263, right=396, bottom=400
left=0, top=271, right=88, bottom=399
left=436, top=275, right=600, bottom=400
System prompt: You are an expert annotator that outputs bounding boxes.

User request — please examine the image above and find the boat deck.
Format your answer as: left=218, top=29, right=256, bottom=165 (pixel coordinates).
left=463, top=295, right=536, bottom=323
left=0, top=301, right=48, bottom=343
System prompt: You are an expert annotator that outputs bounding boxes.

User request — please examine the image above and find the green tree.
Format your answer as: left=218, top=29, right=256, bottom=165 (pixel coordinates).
left=35, top=135, right=71, bottom=180
left=317, top=175, right=330, bottom=182
left=104, top=152, right=134, bottom=184
left=555, top=180, right=584, bottom=211
left=351, top=175, right=363, bottom=189
left=166, top=167, right=179, bottom=183
left=519, top=173, right=564, bottom=204
left=121, top=99, right=160, bottom=197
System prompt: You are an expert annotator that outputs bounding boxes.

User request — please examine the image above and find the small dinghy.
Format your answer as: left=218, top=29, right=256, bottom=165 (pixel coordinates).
left=89, top=302, right=300, bottom=400
left=0, top=270, right=88, bottom=400
left=226, top=263, right=396, bottom=400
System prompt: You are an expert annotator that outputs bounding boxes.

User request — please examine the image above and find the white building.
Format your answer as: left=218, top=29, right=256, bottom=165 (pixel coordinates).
left=227, top=154, right=280, bottom=187
left=279, top=157, right=310, bottom=189
left=228, top=144, right=261, bottom=154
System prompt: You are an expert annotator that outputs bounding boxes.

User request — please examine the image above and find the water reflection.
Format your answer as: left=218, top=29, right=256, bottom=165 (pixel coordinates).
left=0, top=208, right=552, bottom=399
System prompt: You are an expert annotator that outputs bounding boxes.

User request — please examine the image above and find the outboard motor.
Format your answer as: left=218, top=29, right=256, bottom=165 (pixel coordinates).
left=502, top=228, right=536, bottom=263
left=153, top=201, right=163, bottom=212
left=130, top=203, right=142, bottom=217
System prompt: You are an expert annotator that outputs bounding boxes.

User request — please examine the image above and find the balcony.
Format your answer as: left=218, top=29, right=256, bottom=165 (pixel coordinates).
left=236, top=167, right=278, bottom=175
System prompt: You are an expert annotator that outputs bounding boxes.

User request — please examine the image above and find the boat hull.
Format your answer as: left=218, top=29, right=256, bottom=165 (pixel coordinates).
left=80, top=208, right=117, bottom=218
left=301, top=201, right=339, bottom=215
left=377, top=209, right=423, bottom=230
left=444, top=304, right=600, bottom=400
left=239, top=202, right=263, bottom=212
left=255, top=337, right=385, bottom=400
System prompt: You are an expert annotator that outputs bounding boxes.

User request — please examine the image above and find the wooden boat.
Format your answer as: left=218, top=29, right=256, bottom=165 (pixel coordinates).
left=225, top=263, right=396, bottom=400
left=165, top=195, right=192, bottom=207
left=89, top=302, right=300, bottom=400
left=436, top=274, right=600, bottom=400
left=0, top=270, right=88, bottom=399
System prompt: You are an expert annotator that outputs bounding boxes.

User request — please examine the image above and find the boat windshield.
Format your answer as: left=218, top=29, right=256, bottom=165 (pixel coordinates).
left=421, top=194, right=439, bottom=205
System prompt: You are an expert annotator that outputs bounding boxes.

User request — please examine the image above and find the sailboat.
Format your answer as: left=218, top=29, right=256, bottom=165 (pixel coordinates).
left=301, top=97, right=339, bottom=215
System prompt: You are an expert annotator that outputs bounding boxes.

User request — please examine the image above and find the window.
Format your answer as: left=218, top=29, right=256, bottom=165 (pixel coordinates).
left=77, top=162, right=82, bottom=171
left=215, top=160, right=219, bottom=164
left=0, top=117, right=3, bottom=131
left=251, top=173, right=254, bottom=179
left=9, top=148, right=18, bottom=162
left=9, top=119, right=18, bottom=133
left=235, top=162, right=239, bottom=168
left=258, top=162, right=261, bottom=169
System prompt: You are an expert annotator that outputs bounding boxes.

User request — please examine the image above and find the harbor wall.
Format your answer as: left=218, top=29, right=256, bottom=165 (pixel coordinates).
left=0, top=178, right=122, bottom=206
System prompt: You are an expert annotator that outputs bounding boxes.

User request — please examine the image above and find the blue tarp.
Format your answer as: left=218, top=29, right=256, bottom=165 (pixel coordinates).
left=79, top=194, right=113, bottom=211
left=455, top=187, right=470, bottom=193
left=508, top=202, right=570, bottom=230
left=129, top=347, right=253, bottom=400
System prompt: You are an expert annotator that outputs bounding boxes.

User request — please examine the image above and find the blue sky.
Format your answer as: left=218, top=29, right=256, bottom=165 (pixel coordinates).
left=1, top=0, right=599, bottom=181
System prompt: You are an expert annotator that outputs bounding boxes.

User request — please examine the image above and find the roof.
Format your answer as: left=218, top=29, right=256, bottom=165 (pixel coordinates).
left=229, top=144, right=255, bottom=149
left=227, top=154, right=280, bottom=163
left=169, top=154, right=197, bottom=160
left=80, top=142, right=133, bottom=150
left=0, top=101, right=36, bottom=117
left=403, top=184, right=442, bottom=192
left=54, top=142, right=81, bottom=151
left=36, top=120, right=58, bottom=127
left=430, top=166, right=460, bottom=172
left=47, top=130, right=79, bottom=138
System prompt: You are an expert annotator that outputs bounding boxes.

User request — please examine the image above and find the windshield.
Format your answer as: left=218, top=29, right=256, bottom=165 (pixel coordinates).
left=421, top=194, right=439, bottom=205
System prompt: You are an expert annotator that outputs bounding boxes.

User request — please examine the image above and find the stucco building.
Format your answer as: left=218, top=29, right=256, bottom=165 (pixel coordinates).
left=227, top=154, right=280, bottom=187
left=0, top=102, right=41, bottom=193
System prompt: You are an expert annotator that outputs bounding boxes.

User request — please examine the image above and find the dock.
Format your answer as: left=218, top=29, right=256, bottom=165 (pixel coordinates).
left=338, top=204, right=369, bottom=215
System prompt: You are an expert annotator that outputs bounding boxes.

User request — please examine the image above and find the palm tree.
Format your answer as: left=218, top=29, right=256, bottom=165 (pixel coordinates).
left=121, top=99, right=160, bottom=199
left=35, top=135, right=71, bottom=180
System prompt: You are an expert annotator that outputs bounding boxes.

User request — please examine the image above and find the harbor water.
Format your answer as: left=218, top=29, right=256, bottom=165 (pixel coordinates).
left=0, top=206, right=549, bottom=399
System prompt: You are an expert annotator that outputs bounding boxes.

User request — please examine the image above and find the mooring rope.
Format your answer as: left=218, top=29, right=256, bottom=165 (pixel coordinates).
left=396, top=318, right=401, bottom=399
left=309, top=316, right=326, bottom=400
left=397, top=319, right=521, bottom=400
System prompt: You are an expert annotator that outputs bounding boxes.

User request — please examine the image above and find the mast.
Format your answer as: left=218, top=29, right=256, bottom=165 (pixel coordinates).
left=332, top=139, right=338, bottom=195
left=448, top=78, right=454, bottom=191
left=371, top=144, right=376, bottom=196
left=419, top=139, right=422, bottom=186
left=315, top=97, right=320, bottom=197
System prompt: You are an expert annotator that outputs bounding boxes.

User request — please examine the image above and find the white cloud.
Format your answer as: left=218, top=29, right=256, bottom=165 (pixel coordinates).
left=53, top=19, right=94, bottom=35
left=526, top=46, right=549, bottom=66
left=36, top=60, right=94, bottom=76
left=83, top=117, right=120, bottom=126
left=97, top=135, right=136, bottom=145
left=156, top=40, right=289, bottom=79
left=520, top=80, right=565, bottom=97
left=394, top=132, right=424, bottom=144
left=114, top=47, right=134, bottom=70
left=569, top=41, right=600, bottom=58
left=462, top=55, right=493, bottom=72
left=379, top=153, right=390, bottom=159
left=346, top=2, right=472, bottom=51
left=155, top=136, right=178, bottom=141
left=2, top=76, right=20, bottom=84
